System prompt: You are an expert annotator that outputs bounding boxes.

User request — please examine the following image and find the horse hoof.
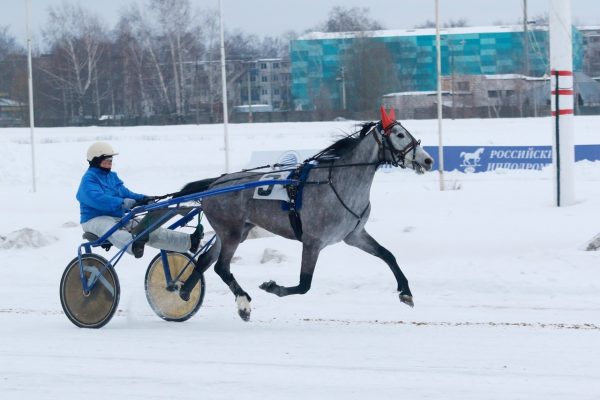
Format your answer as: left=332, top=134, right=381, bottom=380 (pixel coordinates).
left=236, top=295, right=251, bottom=322
left=259, top=280, right=276, bottom=292
left=399, top=294, right=414, bottom=308
left=238, top=309, right=251, bottom=322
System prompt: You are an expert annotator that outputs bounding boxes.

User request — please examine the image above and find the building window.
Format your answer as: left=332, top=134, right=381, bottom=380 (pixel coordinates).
left=260, top=63, right=267, bottom=69
left=273, top=75, right=279, bottom=82
left=273, top=62, right=280, bottom=68
left=274, top=89, right=280, bottom=95
left=457, top=81, right=470, bottom=91
left=262, top=89, right=268, bottom=95
left=488, top=90, right=499, bottom=98
left=261, top=76, right=268, bottom=82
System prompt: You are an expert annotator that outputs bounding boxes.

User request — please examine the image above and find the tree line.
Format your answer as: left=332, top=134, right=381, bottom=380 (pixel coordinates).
left=1, top=0, right=302, bottom=126
left=1, top=2, right=475, bottom=126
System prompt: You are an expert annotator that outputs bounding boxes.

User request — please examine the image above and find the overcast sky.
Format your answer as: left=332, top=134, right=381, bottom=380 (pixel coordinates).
left=2, top=0, right=599, bottom=45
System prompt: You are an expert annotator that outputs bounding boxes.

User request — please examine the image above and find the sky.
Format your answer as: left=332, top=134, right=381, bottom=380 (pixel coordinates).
left=1, top=0, right=600, bottom=46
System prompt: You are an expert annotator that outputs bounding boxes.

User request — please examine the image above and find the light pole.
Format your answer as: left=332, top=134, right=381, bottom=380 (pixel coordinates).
left=246, top=63, right=253, bottom=122
left=435, top=0, right=445, bottom=191
left=449, top=38, right=465, bottom=120
left=218, top=0, right=229, bottom=173
left=450, top=39, right=455, bottom=120
left=26, top=0, right=36, bottom=192
left=336, top=67, right=347, bottom=111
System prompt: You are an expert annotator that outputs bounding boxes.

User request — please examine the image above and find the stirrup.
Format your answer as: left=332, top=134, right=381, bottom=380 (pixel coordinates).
left=82, top=232, right=112, bottom=251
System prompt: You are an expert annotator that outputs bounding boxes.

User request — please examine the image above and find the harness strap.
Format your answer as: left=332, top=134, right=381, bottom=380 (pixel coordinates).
left=285, top=165, right=309, bottom=241
left=326, top=155, right=371, bottom=228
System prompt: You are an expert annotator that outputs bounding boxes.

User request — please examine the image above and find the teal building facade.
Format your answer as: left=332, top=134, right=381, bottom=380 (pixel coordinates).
left=290, top=26, right=583, bottom=110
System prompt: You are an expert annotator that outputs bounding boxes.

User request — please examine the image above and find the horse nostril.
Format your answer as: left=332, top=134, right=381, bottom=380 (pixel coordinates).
left=424, top=158, right=433, bottom=165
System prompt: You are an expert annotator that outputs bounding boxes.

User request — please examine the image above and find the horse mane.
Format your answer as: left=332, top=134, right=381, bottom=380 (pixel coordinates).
left=308, top=122, right=378, bottom=162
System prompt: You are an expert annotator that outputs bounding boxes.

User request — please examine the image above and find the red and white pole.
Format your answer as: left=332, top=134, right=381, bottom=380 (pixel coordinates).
left=549, top=0, right=575, bottom=206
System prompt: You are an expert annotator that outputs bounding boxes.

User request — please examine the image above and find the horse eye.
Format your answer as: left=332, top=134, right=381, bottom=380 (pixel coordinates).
left=396, top=133, right=405, bottom=139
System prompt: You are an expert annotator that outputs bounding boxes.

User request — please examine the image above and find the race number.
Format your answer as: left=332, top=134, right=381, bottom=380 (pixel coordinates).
left=253, top=172, right=289, bottom=201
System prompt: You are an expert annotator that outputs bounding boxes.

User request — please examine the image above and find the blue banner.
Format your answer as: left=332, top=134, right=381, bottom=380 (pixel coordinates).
left=422, top=145, right=600, bottom=173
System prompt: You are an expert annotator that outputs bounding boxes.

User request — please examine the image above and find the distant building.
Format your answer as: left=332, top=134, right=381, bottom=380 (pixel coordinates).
left=0, top=97, right=25, bottom=127
left=291, top=25, right=584, bottom=111
left=382, top=72, right=600, bottom=119
left=237, top=58, right=292, bottom=111
left=180, top=57, right=291, bottom=117
left=580, top=26, right=600, bottom=80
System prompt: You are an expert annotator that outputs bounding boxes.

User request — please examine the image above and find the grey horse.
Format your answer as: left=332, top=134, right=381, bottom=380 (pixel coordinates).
left=180, top=109, right=434, bottom=321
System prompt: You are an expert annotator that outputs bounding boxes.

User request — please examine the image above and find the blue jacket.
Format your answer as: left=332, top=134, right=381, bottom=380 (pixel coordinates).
left=76, top=167, right=145, bottom=223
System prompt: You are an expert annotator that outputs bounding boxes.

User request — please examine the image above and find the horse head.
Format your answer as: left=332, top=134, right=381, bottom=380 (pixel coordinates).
left=377, top=107, right=434, bottom=174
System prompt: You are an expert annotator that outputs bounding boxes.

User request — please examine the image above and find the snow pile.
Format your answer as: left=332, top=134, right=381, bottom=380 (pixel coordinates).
left=260, top=248, right=288, bottom=264
left=246, top=226, right=275, bottom=239
left=0, top=228, right=58, bottom=250
left=585, top=233, right=600, bottom=251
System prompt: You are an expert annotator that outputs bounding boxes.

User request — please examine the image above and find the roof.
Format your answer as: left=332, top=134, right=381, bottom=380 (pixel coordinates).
left=0, top=98, right=24, bottom=107
left=383, top=91, right=450, bottom=97
left=298, top=25, right=548, bottom=41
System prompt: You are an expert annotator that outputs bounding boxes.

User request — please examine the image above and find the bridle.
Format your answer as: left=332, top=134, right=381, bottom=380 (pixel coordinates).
left=370, top=122, right=422, bottom=169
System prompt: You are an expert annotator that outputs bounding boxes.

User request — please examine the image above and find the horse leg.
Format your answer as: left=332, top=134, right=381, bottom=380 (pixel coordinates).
left=344, top=228, right=414, bottom=307
left=240, top=222, right=255, bottom=243
left=213, top=233, right=253, bottom=321
left=259, top=242, right=321, bottom=297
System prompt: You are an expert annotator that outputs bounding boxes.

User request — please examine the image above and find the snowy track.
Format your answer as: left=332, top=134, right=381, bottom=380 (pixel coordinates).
left=1, top=119, right=600, bottom=398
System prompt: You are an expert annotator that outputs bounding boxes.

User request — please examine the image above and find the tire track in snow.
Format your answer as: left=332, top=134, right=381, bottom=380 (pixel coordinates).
left=298, top=318, right=600, bottom=330
left=2, top=308, right=597, bottom=330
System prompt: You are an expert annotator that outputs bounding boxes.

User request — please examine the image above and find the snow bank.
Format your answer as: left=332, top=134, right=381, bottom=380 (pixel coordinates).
left=0, top=228, right=58, bottom=250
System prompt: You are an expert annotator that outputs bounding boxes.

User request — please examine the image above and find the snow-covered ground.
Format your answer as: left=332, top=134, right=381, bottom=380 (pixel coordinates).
left=1, top=117, right=599, bottom=399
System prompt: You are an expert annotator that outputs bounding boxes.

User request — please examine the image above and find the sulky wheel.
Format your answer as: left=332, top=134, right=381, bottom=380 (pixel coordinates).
left=60, top=254, right=120, bottom=329
left=145, top=252, right=205, bottom=322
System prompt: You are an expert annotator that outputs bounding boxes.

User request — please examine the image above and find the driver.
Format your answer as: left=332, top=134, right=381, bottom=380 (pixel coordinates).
left=76, top=142, right=201, bottom=258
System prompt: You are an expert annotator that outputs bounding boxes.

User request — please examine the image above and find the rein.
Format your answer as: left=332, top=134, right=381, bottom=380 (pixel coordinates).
left=301, top=124, right=419, bottom=224
left=162, top=123, right=421, bottom=220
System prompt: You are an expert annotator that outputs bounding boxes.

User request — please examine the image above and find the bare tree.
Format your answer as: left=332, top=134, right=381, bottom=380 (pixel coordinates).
left=414, top=18, right=470, bottom=29
left=444, top=18, right=469, bottom=28
left=319, top=6, right=383, bottom=32
left=343, top=37, right=400, bottom=113
left=0, top=26, right=22, bottom=61
left=0, top=26, right=25, bottom=103
left=150, top=0, right=194, bottom=116
left=42, top=3, right=107, bottom=118
left=115, top=8, right=152, bottom=117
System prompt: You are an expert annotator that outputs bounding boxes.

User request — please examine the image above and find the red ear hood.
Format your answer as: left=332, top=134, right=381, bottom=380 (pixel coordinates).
left=380, top=106, right=396, bottom=133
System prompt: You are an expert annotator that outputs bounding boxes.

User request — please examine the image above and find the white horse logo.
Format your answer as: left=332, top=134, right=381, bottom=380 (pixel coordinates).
left=460, top=148, right=485, bottom=167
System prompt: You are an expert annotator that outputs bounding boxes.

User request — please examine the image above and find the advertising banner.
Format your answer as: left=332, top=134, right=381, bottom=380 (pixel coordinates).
left=423, top=145, right=600, bottom=173
left=248, top=145, right=600, bottom=174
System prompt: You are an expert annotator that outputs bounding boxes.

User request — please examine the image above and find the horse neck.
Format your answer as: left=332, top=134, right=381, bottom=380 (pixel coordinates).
left=328, top=133, right=380, bottom=197
left=338, top=132, right=380, bottom=168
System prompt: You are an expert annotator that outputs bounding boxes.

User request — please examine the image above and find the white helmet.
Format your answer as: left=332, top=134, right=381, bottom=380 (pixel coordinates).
left=86, top=142, right=118, bottom=162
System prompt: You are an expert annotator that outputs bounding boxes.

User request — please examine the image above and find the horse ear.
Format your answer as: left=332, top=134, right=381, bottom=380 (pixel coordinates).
left=379, top=106, right=395, bottom=134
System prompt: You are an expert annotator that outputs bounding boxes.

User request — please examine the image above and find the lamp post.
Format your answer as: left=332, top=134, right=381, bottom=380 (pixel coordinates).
left=218, top=0, right=229, bottom=173
left=26, top=0, right=36, bottom=192
left=449, top=38, right=465, bottom=120
left=246, top=63, right=253, bottom=122
left=336, top=67, right=347, bottom=111
left=435, top=0, right=445, bottom=191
